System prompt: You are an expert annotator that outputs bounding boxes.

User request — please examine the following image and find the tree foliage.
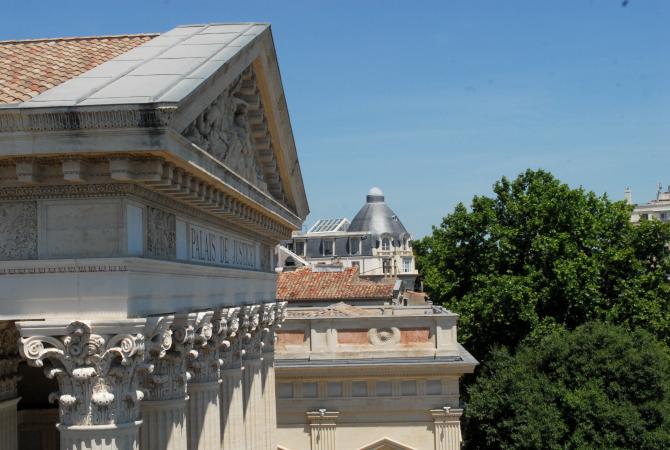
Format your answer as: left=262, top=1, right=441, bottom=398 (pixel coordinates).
left=463, top=322, right=670, bottom=450
left=415, top=169, right=670, bottom=360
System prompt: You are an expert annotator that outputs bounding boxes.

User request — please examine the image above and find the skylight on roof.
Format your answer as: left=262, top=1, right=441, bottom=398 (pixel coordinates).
left=308, top=218, right=350, bottom=233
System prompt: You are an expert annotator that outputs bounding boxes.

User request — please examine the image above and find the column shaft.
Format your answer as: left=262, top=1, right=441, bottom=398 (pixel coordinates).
left=0, top=397, right=20, bottom=450
left=221, top=368, right=246, bottom=450
left=141, top=398, right=188, bottom=450
left=187, top=381, right=222, bottom=450
left=243, top=358, right=263, bottom=450
left=58, top=421, right=141, bottom=450
left=262, top=356, right=277, bottom=450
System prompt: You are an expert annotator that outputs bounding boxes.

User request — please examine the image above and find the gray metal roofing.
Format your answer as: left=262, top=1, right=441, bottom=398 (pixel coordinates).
left=348, top=192, right=409, bottom=239
left=19, top=23, right=268, bottom=108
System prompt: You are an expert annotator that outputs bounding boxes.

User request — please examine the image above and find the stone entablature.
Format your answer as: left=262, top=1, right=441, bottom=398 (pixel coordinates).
left=274, top=303, right=477, bottom=450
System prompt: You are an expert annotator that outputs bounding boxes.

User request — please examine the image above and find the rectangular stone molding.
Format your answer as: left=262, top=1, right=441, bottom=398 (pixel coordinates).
left=220, top=368, right=246, bottom=450
left=431, top=407, right=463, bottom=450
left=306, top=410, right=339, bottom=450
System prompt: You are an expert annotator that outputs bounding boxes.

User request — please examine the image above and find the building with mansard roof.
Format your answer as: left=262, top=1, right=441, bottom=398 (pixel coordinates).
left=278, top=187, right=419, bottom=289
left=0, top=23, right=308, bottom=450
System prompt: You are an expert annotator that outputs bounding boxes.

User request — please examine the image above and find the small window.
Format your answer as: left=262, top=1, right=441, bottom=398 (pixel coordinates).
left=322, top=239, right=333, bottom=256
left=661, top=213, right=668, bottom=221
left=352, top=381, right=367, bottom=397
left=278, top=383, right=294, bottom=399
left=403, top=257, right=412, bottom=273
left=382, top=258, right=392, bottom=274
left=381, top=238, right=391, bottom=251
left=303, top=382, right=318, bottom=398
left=349, top=237, right=360, bottom=255
left=327, top=382, right=342, bottom=397
left=295, top=241, right=305, bottom=256
left=376, top=381, right=392, bottom=397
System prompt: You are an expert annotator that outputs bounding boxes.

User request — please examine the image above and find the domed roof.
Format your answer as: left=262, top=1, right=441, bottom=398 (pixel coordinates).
left=348, top=187, right=409, bottom=239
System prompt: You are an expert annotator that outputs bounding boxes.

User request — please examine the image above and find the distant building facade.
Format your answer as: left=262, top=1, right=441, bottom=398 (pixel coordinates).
left=278, top=187, right=418, bottom=288
left=628, top=184, right=670, bottom=223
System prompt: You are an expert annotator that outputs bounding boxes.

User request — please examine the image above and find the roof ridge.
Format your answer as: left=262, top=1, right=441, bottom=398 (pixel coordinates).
left=0, top=33, right=160, bottom=45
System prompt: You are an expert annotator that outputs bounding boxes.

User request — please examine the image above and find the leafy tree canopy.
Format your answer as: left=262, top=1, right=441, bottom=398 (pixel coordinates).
left=463, top=322, right=670, bottom=450
left=415, top=169, right=670, bottom=360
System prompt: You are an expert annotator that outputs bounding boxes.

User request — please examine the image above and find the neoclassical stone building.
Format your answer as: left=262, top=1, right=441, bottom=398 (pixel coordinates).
left=0, top=23, right=308, bottom=450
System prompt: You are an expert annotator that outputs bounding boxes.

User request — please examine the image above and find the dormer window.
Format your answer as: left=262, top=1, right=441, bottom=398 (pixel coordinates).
left=321, top=239, right=333, bottom=256
left=381, top=238, right=391, bottom=251
left=349, top=237, right=360, bottom=255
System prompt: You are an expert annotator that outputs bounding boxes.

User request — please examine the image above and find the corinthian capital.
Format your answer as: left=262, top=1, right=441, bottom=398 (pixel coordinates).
left=16, top=319, right=150, bottom=427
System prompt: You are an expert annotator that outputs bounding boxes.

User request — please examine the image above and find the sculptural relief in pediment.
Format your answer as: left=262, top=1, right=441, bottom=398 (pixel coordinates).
left=182, top=67, right=285, bottom=203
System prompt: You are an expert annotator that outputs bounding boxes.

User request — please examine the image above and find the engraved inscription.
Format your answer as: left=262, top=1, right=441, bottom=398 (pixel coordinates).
left=0, top=201, right=37, bottom=260
left=146, top=206, right=176, bottom=259
left=189, top=224, right=258, bottom=270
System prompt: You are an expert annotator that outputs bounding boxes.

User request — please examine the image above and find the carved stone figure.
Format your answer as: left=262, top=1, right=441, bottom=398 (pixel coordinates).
left=146, top=206, right=176, bottom=259
left=182, top=71, right=268, bottom=193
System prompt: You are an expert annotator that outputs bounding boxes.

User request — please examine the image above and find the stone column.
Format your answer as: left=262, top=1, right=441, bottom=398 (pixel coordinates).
left=186, top=311, right=222, bottom=450
left=0, top=322, right=21, bottom=450
left=140, top=315, right=196, bottom=450
left=306, top=410, right=339, bottom=450
left=218, top=307, right=246, bottom=450
left=431, top=407, right=463, bottom=450
left=17, top=319, right=154, bottom=450
left=260, top=302, right=283, bottom=450
left=239, top=304, right=264, bottom=450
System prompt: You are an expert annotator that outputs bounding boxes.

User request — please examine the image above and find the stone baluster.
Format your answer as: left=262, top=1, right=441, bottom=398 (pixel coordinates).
left=306, top=410, right=339, bottom=450
left=140, top=314, right=199, bottom=450
left=186, top=311, right=222, bottom=450
left=0, top=322, right=21, bottom=450
left=16, top=319, right=155, bottom=450
left=218, top=307, right=247, bottom=450
left=431, top=407, right=463, bottom=450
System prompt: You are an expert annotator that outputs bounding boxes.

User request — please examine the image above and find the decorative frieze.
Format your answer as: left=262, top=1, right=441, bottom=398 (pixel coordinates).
left=146, top=206, right=176, bottom=260
left=0, top=108, right=175, bottom=133
left=0, top=201, right=37, bottom=260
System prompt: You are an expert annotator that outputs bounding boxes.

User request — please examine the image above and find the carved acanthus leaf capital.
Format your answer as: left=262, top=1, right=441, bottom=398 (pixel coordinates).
left=17, top=320, right=149, bottom=426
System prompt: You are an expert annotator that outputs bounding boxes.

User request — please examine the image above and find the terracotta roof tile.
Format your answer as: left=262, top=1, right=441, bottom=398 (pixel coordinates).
left=0, top=34, right=157, bottom=104
left=277, top=267, right=395, bottom=302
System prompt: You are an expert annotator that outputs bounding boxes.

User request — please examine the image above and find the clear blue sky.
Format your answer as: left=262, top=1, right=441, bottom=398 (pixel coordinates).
left=3, top=0, right=668, bottom=237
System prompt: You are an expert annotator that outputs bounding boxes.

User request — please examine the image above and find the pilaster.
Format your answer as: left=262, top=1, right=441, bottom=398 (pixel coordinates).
left=0, top=321, right=21, bottom=450
left=16, top=319, right=157, bottom=450
left=306, top=409, right=339, bottom=450
left=218, top=307, right=246, bottom=450
left=430, top=407, right=463, bottom=450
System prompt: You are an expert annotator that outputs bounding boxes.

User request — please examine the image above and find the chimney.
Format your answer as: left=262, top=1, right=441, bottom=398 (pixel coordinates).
left=624, top=187, right=632, bottom=205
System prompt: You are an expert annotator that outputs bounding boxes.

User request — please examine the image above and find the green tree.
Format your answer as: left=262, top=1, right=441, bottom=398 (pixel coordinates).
left=463, top=322, right=670, bottom=450
left=415, top=169, right=670, bottom=360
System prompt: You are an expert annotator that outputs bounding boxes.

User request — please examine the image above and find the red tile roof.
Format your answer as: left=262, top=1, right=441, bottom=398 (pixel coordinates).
left=0, top=34, right=157, bottom=104
left=277, top=267, right=395, bottom=302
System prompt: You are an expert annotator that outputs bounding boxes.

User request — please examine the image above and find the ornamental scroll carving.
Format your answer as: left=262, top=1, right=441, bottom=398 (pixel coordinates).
left=18, top=321, right=151, bottom=426
left=146, top=206, right=176, bottom=259
left=0, top=201, right=37, bottom=260
left=182, top=69, right=268, bottom=194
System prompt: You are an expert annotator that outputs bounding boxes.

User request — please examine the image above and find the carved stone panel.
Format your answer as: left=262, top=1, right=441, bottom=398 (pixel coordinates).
left=0, top=201, right=37, bottom=260
left=182, top=67, right=285, bottom=202
left=146, top=206, right=176, bottom=259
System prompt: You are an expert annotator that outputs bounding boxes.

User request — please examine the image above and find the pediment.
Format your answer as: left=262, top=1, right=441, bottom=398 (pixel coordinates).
left=358, top=437, right=416, bottom=450
left=170, top=26, right=309, bottom=221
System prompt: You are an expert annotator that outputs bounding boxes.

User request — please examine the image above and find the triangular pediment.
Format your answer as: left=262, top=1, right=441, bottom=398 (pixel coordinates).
left=358, top=437, right=417, bottom=450
left=169, top=25, right=308, bottom=220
